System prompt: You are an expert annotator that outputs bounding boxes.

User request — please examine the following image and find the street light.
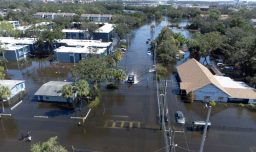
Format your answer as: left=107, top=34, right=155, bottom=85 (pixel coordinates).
left=199, top=104, right=212, bottom=152
left=1, top=99, right=6, bottom=113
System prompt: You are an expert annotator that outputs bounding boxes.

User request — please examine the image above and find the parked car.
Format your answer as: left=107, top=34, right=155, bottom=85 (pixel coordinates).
left=127, top=74, right=135, bottom=84
left=191, top=121, right=211, bottom=131
left=175, top=111, right=185, bottom=125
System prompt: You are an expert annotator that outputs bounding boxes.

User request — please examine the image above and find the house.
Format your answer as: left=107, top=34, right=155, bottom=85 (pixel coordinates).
left=93, top=23, right=115, bottom=42
left=62, top=29, right=89, bottom=39
left=58, top=39, right=113, bottom=52
left=54, top=46, right=108, bottom=63
left=2, top=44, right=29, bottom=61
left=177, top=58, right=256, bottom=104
left=34, top=81, right=76, bottom=103
left=0, top=80, right=25, bottom=101
left=0, top=37, right=37, bottom=52
left=33, top=12, right=78, bottom=20
left=81, top=14, right=113, bottom=23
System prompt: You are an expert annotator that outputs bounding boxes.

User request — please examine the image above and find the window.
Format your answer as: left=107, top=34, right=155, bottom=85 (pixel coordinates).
left=204, top=96, right=210, bottom=102
left=218, top=97, right=224, bottom=102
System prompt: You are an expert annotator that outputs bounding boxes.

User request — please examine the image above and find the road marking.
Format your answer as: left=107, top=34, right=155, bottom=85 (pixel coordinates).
left=0, top=113, right=12, bottom=117
left=111, top=121, right=116, bottom=128
left=120, top=121, right=125, bottom=128
left=137, top=122, right=141, bottom=128
left=112, top=115, right=129, bottom=118
left=129, top=122, right=133, bottom=128
left=34, top=115, right=48, bottom=119
left=10, top=100, right=23, bottom=110
left=70, top=116, right=83, bottom=119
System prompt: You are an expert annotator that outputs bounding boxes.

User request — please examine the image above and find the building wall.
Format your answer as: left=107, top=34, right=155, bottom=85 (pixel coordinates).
left=249, top=99, right=256, bottom=104
left=64, top=32, right=89, bottom=39
left=36, top=95, right=72, bottom=103
left=55, top=52, right=81, bottom=63
left=194, top=84, right=229, bottom=102
left=4, top=45, right=29, bottom=61
left=10, top=82, right=25, bottom=99
left=93, top=31, right=113, bottom=42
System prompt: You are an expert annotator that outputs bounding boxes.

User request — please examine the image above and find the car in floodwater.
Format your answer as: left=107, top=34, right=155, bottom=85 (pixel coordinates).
left=175, top=111, right=185, bottom=125
left=127, top=74, right=135, bottom=84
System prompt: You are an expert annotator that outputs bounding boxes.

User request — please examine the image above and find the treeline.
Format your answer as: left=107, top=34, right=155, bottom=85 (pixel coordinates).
left=185, top=8, right=256, bottom=86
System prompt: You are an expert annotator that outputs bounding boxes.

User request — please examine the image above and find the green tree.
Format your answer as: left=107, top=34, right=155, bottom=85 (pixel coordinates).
left=75, top=80, right=90, bottom=97
left=61, top=84, right=74, bottom=99
left=113, top=49, right=123, bottom=62
left=81, top=22, right=98, bottom=39
left=0, top=22, right=20, bottom=37
left=196, top=32, right=223, bottom=64
left=0, top=85, right=11, bottom=100
left=115, top=23, right=129, bottom=39
left=31, top=136, right=67, bottom=152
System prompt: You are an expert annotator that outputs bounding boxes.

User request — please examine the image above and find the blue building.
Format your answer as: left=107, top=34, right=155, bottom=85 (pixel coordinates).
left=0, top=37, right=37, bottom=52
left=54, top=46, right=109, bottom=63
left=3, top=44, right=29, bottom=61
left=93, top=23, right=115, bottom=42
left=62, top=29, right=89, bottom=40
left=34, top=81, right=76, bottom=103
left=0, top=80, right=25, bottom=100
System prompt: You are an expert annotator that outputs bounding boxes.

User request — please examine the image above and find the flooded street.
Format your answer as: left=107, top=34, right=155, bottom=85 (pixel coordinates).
left=0, top=18, right=256, bottom=152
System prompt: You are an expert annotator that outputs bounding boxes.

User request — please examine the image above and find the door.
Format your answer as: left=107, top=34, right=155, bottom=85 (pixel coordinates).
left=70, top=55, right=74, bottom=63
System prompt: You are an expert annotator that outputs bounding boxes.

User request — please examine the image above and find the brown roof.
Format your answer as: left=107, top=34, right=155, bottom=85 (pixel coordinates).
left=225, top=88, right=256, bottom=99
left=177, top=58, right=229, bottom=95
left=177, top=58, right=256, bottom=99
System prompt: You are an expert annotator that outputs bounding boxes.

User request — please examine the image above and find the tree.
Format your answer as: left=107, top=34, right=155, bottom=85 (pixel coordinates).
left=61, top=84, right=74, bottom=99
left=0, top=85, right=11, bottom=100
left=81, top=22, right=97, bottom=39
left=74, top=80, right=90, bottom=98
left=195, top=32, right=223, bottom=64
left=31, top=136, right=67, bottom=152
left=115, top=23, right=129, bottom=39
left=0, top=22, right=20, bottom=37
left=113, top=49, right=123, bottom=62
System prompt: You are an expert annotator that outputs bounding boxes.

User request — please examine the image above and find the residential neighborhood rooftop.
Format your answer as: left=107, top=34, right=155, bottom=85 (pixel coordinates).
left=3, top=44, right=28, bottom=51
left=0, top=80, right=25, bottom=89
left=177, top=58, right=256, bottom=99
left=58, top=39, right=112, bottom=48
left=62, top=29, right=87, bottom=33
left=0, top=37, right=36, bottom=45
left=34, top=81, right=72, bottom=97
left=54, top=46, right=107, bottom=54
left=95, top=23, right=115, bottom=33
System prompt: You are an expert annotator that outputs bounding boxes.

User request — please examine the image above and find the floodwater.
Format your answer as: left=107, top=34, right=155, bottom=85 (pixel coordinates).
left=0, top=18, right=256, bottom=152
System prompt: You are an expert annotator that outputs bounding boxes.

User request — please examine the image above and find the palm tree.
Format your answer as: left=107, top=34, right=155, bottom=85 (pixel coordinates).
left=61, top=84, right=74, bottom=100
left=0, top=85, right=11, bottom=113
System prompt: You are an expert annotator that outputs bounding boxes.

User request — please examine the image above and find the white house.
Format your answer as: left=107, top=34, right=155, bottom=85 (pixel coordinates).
left=2, top=44, right=29, bottom=61
left=177, top=59, right=256, bottom=103
left=34, top=81, right=76, bottom=103
left=0, top=80, right=25, bottom=100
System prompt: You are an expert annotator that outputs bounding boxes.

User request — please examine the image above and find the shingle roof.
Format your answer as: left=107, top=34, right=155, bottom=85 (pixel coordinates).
left=177, top=58, right=256, bottom=99
left=177, top=58, right=229, bottom=95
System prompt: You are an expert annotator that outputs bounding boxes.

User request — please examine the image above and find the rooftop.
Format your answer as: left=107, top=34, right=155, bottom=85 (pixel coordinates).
left=34, top=81, right=72, bottom=97
left=0, top=37, right=36, bottom=45
left=3, top=44, right=28, bottom=51
left=95, top=23, right=115, bottom=33
left=62, top=29, right=87, bottom=33
left=54, top=46, right=106, bottom=54
left=177, top=58, right=256, bottom=99
left=0, top=80, right=25, bottom=89
left=58, top=39, right=112, bottom=48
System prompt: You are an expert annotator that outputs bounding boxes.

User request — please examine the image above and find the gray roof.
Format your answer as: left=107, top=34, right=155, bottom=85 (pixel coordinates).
left=0, top=80, right=25, bottom=89
left=34, top=81, right=72, bottom=97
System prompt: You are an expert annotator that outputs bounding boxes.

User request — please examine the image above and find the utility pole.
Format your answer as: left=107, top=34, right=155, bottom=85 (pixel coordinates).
left=199, top=105, right=212, bottom=152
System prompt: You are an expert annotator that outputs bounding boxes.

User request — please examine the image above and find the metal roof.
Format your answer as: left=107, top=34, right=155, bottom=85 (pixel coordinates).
left=34, top=81, right=72, bottom=97
left=0, top=80, right=25, bottom=89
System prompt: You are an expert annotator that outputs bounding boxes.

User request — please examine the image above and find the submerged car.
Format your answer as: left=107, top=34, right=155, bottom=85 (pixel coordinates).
left=175, top=111, right=185, bottom=125
left=127, top=74, right=135, bottom=84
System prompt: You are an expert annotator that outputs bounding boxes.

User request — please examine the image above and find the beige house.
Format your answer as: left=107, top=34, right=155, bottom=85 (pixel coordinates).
left=177, top=59, right=256, bottom=104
